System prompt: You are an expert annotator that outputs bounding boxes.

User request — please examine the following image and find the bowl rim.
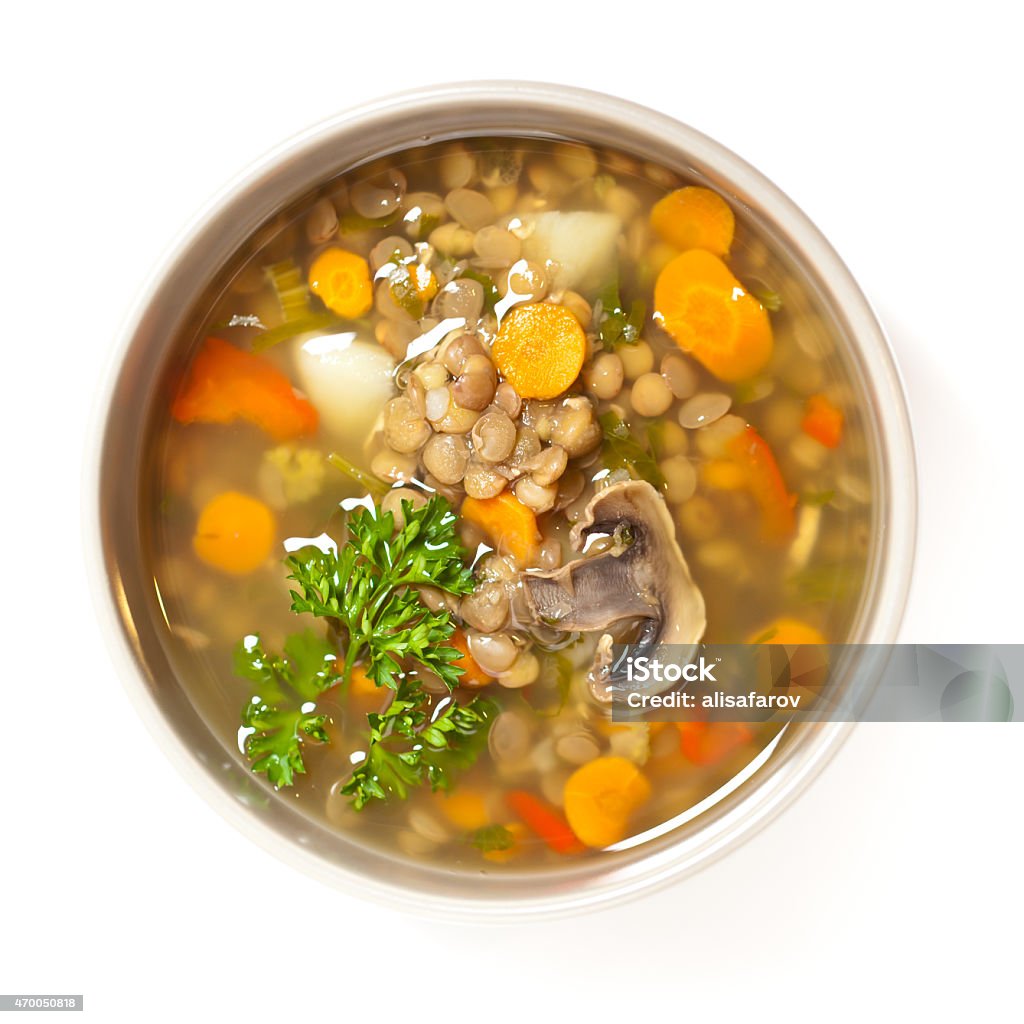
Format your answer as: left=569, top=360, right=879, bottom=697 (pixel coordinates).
left=85, top=79, right=917, bottom=921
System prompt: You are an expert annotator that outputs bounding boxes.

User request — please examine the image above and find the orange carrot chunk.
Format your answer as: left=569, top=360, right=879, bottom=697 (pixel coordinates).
left=726, top=426, right=797, bottom=542
left=438, top=788, right=491, bottom=831
left=654, top=250, right=773, bottom=382
left=491, top=303, right=587, bottom=399
left=308, top=247, right=373, bottom=319
left=505, top=790, right=584, bottom=855
left=346, top=663, right=379, bottom=697
left=193, top=491, right=275, bottom=575
left=749, top=617, right=826, bottom=646
left=460, top=491, right=541, bottom=564
left=449, top=629, right=493, bottom=689
left=563, top=756, right=652, bottom=848
left=801, top=393, right=844, bottom=449
left=650, top=186, right=735, bottom=256
left=172, top=337, right=318, bottom=441
left=676, top=722, right=754, bottom=766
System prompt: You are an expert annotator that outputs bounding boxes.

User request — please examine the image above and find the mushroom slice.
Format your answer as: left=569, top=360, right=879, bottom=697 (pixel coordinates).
left=517, top=480, right=706, bottom=685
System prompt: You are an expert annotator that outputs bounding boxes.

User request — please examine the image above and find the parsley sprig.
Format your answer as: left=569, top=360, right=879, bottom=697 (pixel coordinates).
left=236, top=494, right=494, bottom=807
left=285, top=495, right=474, bottom=691
left=234, top=630, right=337, bottom=787
left=344, top=681, right=496, bottom=809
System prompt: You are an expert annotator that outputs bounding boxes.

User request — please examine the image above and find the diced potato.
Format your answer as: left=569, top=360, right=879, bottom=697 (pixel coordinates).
left=292, top=331, right=396, bottom=443
left=521, top=211, right=621, bottom=294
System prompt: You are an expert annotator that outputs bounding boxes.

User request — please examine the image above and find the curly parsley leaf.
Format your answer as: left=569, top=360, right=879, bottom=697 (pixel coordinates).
left=237, top=493, right=493, bottom=807
left=342, top=682, right=497, bottom=810
left=285, top=494, right=475, bottom=691
left=235, top=631, right=337, bottom=788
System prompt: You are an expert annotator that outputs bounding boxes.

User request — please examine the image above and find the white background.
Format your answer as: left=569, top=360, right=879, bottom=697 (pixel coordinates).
left=3, top=1, right=1023, bottom=1020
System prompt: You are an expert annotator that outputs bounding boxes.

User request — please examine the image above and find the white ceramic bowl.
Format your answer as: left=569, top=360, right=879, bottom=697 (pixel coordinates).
left=87, top=81, right=916, bottom=920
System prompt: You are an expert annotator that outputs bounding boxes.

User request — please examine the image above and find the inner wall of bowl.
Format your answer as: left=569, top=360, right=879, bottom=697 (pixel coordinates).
left=103, top=86, right=906, bottom=912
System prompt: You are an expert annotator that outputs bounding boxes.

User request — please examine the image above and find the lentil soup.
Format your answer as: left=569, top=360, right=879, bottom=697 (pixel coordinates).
left=149, top=137, right=873, bottom=868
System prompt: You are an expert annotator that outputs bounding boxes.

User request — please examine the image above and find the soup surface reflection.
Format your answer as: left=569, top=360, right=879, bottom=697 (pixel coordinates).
left=150, top=137, right=873, bottom=868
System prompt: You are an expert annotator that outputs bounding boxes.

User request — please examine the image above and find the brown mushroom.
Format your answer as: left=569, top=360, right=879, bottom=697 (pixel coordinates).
left=514, top=480, right=706, bottom=695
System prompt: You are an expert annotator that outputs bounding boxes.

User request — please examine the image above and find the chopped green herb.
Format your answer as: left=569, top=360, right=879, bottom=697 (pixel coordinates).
left=470, top=824, right=515, bottom=853
left=417, top=213, right=441, bottom=241
left=386, top=262, right=428, bottom=319
left=235, top=630, right=338, bottom=788
left=646, top=420, right=667, bottom=459
left=597, top=274, right=645, bottom=350
left=599, top=412, right=665, bottom=489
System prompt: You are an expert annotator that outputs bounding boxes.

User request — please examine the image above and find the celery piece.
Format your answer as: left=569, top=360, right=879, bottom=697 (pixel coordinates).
left=338, top=209, right=402, bottom=233
left=326, top=452, right=389, bottom=497
left=251, top=312, right=342, bottom=352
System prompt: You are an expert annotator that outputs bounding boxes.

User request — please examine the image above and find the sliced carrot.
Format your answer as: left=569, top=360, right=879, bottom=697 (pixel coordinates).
left=676, top=722, right=754, bottom=766
left=726, top=426, right=797, bottom=542
left=505, top=790, right=584, bottom=855
left=749, top=618, right=830, bottom=696
left=438, top=788, right=490, bottom=831
left=308, top=247, right=373, bottom=319
left=701, top=457, right=747, bottom=491
left=492, top=302, right=587, bottom=399
left=654, top=250, right=772, bottom=382
left=450, top=630, right=492, bottom=688
left=801, top=393, right=844, bottom=449
left=347, top=663, right=378, bottom=696
left=749, top=617, right=826, bottom=645
left=650, top=186, right=735, bottom=256
left=563, top=756, right=651, bottom=849
left=193, top=491, right=275, bottom=575
left=172, top=337, right=318, bottom=441
left=460, top=491, right=541, bottom=564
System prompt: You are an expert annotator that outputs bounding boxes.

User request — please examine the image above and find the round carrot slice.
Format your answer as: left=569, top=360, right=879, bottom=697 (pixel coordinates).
left=193, top=491, right=275, bottom=575
left=654, top=249, right=773, bottom=382
left=564, top=756, right=651, bottom=848
left=650, top=186, right=735, bottom=255
left=492, top=302, right=586, bottom=399
left=308, top=247, right=373, bottom=319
